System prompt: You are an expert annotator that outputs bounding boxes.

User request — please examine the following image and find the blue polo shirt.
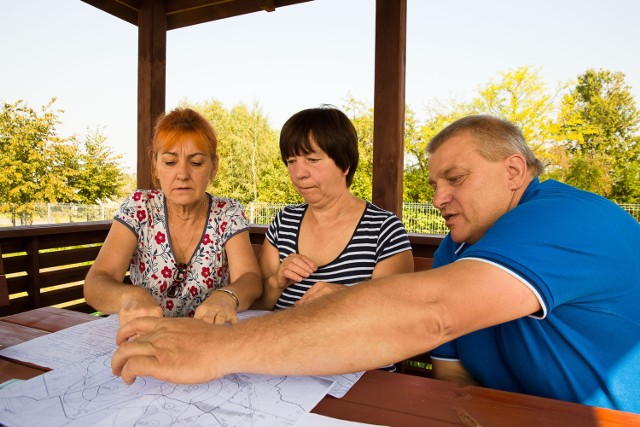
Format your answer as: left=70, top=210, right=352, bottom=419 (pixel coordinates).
left=430, top=178, right=640, bottom=413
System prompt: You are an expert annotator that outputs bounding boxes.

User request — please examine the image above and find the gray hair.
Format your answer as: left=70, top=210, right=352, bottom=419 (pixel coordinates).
left=427, top=115, right=544, bottom=176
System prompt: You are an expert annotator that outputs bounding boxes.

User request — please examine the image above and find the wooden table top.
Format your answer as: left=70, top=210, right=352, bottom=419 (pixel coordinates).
left=1, top=307, right=639, bottom=426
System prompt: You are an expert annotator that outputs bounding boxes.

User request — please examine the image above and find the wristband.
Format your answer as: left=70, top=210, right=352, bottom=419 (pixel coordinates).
left=213, top=288, right=240, bottom=310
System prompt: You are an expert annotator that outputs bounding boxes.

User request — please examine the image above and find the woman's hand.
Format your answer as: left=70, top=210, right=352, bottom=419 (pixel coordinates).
left=296, top=281, right=344, bottom=305
left=270, top=253, right=317, bottom=290
left=194, top=291, right=239, bottom=325
left=118, top=290, right=164, bottom=325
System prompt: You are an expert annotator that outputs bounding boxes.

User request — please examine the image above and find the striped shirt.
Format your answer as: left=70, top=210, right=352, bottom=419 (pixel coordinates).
left=266, top=202, right=412, bottom=310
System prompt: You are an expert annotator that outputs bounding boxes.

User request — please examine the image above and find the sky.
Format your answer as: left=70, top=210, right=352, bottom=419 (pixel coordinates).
left=2, top=0, right=639, bottom=172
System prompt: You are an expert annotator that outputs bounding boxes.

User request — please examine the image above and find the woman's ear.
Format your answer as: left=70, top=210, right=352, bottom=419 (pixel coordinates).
left=506, top=154, right=528, bottom=191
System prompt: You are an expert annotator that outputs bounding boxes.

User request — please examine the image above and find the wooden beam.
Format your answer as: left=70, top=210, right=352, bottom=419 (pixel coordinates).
left=81, top=0, right=138, bottom=26
left=137, top=0, right=167, bottom=189
left=372, top=0, right=406, bottom=218
left=166, top=0, right=312, bottom=30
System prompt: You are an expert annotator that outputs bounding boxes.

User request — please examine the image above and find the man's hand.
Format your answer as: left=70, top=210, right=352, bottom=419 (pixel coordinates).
left=112, top=317, right=225, bottom=385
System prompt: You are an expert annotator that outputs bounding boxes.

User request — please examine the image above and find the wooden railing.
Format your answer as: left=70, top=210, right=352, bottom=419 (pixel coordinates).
left=0, top=222, right=444, bottom=317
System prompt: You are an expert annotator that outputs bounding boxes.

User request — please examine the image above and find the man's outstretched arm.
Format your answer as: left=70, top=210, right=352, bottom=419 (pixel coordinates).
left=112, top=259, right=540, bottom=384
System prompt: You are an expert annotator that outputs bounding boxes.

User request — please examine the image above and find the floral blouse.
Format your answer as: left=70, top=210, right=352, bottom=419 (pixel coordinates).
left=114, top=189, right=249, bottom=317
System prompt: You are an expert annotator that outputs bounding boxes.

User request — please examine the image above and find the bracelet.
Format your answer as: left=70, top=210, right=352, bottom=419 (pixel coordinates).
left=213, top=289, right=240, bottom=310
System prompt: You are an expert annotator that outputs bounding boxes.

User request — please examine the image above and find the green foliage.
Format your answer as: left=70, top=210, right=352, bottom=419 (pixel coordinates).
left=0, top=99, right=126, bottom=225
left=4, top=66, right=639, bottom=217
left=68, top=127, right=126, bottom=203
left=469, top=65, right=557, bottom=164
left=343, top=97, right=374, bottom=201
left=403, top=66, right=557, bottom=202
left=554, top=69, right=640, bottom=202
left=187, top=99, right=301, bottom=205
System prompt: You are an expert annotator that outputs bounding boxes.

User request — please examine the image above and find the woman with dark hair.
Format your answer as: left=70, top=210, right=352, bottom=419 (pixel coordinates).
left=84, top=107, right=261, bottom=326
left=253, top=106, right=413, bottom=311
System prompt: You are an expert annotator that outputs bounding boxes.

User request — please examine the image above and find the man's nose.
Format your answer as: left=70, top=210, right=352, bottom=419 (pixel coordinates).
left=432, top=187, right=450, bottom=209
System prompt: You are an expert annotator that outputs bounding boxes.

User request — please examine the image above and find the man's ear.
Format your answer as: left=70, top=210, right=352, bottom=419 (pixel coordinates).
left=506, top=154, right=528, bottom=190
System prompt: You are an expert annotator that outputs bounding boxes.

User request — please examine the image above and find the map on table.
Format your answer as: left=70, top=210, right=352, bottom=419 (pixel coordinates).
left=0, top=311, right=367, bottom=426
left=0, top=352, right=333, bottom=427
left=0, top=312, right=365, bottom=398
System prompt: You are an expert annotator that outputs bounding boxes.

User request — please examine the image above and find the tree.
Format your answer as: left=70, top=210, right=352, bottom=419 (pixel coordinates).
left=405, top=66, right=559, bottom=203
left=469, top=65, right=557, bottom=164
left=404, top=102, right=469, bottom=202
left=553, top=69, right=640, bottom=202
left=69, top=127, right=127, bottom=203
left=0, top=99, right=77, bottom=224
left=189, top=99, right=298, bottom=204
left=0, top=99, right=128, bottom=224
left=343, top=97, right=374, bottom=202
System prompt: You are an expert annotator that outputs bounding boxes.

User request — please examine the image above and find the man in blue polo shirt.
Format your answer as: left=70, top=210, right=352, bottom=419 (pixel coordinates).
left=427, top=115, right=640, bottom=412
left=112, top=115, right=640, bottom=414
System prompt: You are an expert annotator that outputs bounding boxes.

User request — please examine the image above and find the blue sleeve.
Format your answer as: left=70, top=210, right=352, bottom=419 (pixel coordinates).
left=432, top=234, right=459, bottom=268
left=430, top=340, right=459, bottom=361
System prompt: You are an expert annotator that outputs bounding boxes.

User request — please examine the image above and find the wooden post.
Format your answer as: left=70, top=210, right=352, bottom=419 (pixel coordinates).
left=137, top=0, right=166, bottom=189
left=372, top=0, right=406, bottom=218
left=27, top=238, right=41, bottom=309
left=0, top=245, right=9, bottom=307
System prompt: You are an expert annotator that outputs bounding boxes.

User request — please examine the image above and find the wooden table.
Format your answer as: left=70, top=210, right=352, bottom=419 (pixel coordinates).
left=1, top=308, right=639, bottom=426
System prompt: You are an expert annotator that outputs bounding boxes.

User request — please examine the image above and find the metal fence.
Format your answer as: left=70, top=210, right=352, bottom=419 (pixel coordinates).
left=0, top=203, right=121, bottom=227
left=244, top=202, right=449, bottom=234
left=618, top=204, right=640, bottom=222
left=2, top=201, right=639, bottom=234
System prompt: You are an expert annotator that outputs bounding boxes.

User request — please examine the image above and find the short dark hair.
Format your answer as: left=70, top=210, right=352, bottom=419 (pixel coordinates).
left=279, top=105, right=359, bottom=187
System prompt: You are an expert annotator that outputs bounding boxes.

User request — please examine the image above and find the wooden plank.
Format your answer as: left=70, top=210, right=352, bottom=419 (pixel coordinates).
left=413, top=257, right=433, bottom=272
left=0, top=321, right=49, bottom=349
left=80, top=0, right=138, bottom=26
left=0, top=359, right=48, bottom=383
left=0, top=245, right=9, bottom=307
left=5, top=275, right=28, bottom=297
left=39, top=246, right=101, bottom=269
left=0, top=297, right=30, bottom=317
left=371, top=0, right=406, bottom=217
left=39, top=287, right=86, bottom=308
left=337, top=370, right=639, bottom=426
left=137, top=0, right=166, bottom=189
left=1, top=254, right=27, bottom=276
left=39, top=265, right=91, bottom=288
left=408, top=233, right=443, bottom=258
left=1, top=307, right=96, bottom=333
left=166, top=0, right=313, bottom=30
left=36, top=230, right=108, bottom=250
left=313, top=397, right=433, bottom=427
